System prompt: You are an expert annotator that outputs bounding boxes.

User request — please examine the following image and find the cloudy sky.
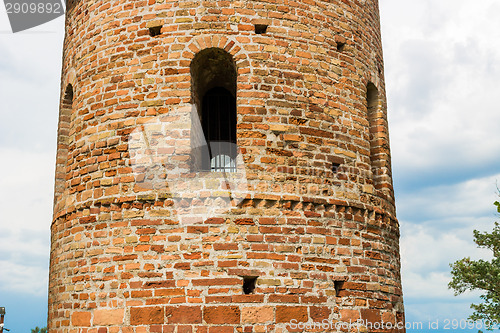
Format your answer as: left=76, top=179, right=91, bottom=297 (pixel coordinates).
left=1, top=0, right=499, bottom=332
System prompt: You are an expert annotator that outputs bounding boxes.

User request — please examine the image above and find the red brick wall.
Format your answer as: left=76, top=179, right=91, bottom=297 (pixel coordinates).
left=49, top=0, right=404, bottom=332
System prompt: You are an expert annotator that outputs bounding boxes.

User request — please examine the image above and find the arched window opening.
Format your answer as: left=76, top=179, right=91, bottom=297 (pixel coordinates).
left=190, top=48, right=237, bottom=172
left=367, top=82, right=380, bottom=186
left=367, top=82, right=378, bottom=113
left=54, top=84, right=74, bottom=205
left=62, top=84, right=74, bottom=111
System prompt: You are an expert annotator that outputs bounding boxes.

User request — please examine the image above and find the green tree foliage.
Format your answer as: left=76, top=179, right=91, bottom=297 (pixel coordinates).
left=30, top=327, right=47, bottom=333
left=449, top=201, right=500, bottom=331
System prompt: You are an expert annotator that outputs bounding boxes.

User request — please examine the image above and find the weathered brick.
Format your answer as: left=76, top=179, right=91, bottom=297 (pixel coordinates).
left=361, top=308, right=382, bottom=324
left=241, top=306, right=274, bottom=324
left=71, top=312, right=91, bottom=327
left=165, top=306, right=202, bottom=324
left=130, top=307, right=164, bottom=325
left=94, top=309, right=124, bottom=326
left=204, top=306, right=240, bottom=324
left=276, top=306, right=308, bottom=323
left=340, top=309, right=360, bottom=322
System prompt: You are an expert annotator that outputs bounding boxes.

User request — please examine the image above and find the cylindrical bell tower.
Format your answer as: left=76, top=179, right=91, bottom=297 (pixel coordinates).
left=49, top=0, right=404, bottom=332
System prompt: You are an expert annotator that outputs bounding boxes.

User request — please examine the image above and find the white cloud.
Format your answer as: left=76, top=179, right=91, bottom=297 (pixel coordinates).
left=400, top=222, right=491, bottom=297
left=0, top=259, right=48, bottom=296
left=0, top=148, right=54, bottom=295
left=399, top=218, right=491, bottom=325
left=397, top=173, right=500, bottom=223
left=382, top=0, right=500, bottom=189
left=0, top=148, right=55, bottom=217
left=0, top=13, right=64, bottom=325
left=380, top=0, right=500, bottom=323
left=0, top=16, right=64, bottom=151
left=0, top=14, right=63, bottom=296
left=398, top=172, right=498, bottom=324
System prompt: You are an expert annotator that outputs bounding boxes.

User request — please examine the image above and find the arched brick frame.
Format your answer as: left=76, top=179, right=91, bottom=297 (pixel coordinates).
left=190, top=47, right=238, bottom=172
left=53, top=69, right=76, bottom=207
left=182, top=36, right=252, bottom=172
left=182, top=35, right=251, bottom=77
left=63, top=67, right=77, bottom=90
left=365, top=80, right=392, bottom=198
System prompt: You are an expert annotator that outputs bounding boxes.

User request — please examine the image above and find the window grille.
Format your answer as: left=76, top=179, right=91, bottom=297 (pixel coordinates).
left=202, top=87, right=237, bottom=172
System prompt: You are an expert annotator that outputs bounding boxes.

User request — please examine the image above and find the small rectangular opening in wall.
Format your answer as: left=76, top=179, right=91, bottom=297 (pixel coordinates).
left=254, top=24, right=268, bottom=34
left=337, top=42, right=346, bottom=52
left=149, top=25, right=162, bottom=37
left=243, top=276, right=258, bottom=294
left=334, top=281, right=344, bottom=295
left=331, top=163, right=341, bottom=173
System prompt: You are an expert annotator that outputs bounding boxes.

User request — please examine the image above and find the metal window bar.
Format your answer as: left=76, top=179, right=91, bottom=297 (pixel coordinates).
left=211, top=154, right=236, bottom=172
left=202, top=87, right=236, bottom=172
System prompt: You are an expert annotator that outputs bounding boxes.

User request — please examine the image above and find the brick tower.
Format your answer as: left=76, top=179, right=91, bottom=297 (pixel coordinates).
left=49, top=0, right=404, bottom=332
